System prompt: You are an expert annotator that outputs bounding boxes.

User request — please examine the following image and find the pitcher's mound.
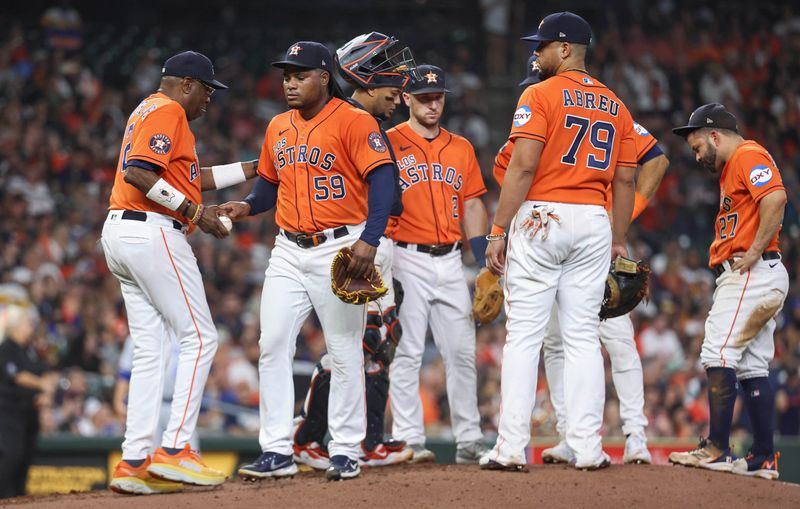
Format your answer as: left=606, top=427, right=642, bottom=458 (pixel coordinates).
left=4, top=463, right=798, bottom=509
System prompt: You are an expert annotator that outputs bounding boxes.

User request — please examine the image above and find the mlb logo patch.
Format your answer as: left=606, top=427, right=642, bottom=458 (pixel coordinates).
left=368, top=132, right=387, bottom=153
left=149, top=133, right=172, bottom=155
left=582, top=77, right=594, bottom=85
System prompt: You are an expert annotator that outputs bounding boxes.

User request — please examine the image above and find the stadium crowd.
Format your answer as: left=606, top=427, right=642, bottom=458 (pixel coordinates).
left=1, top=1, right=799, bottom=449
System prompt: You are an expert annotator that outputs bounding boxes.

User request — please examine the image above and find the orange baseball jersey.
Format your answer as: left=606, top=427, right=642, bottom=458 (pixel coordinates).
left=708, top=140, right=784, bottom=267
left=386, top=122, right=487, bottom=245
left=509, top=71, right=637, bottom=205
left=109, top=92, right=201, bottom=226
left=257, top=97, right=393, bottom=233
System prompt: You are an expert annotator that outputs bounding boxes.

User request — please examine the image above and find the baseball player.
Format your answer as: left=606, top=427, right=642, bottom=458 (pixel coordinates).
left=481, top=12, right=637, bottom=471
left=103, top=51, right=258, bottom=495
left=385, top=64, right=489, bottom=464
left=492, top=56, right=669, bottom=465
left=290, top=32, right=417, bottom=470
left=223, top=41, right=397, bottom=482
left=669, top=103, right=788, bottom=481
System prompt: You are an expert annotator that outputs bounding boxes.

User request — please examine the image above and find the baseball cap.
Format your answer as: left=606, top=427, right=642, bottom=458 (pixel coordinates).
left=406, top=64, right=450, bottom=95
left=522, top=11, right=592, bottom=46
left=672, top=103, right=739, bottom=138
left=272, top=41, right=333, bottom=71
left=519, top=55, right=541, bottom=87
left=162, top=51, right=228, bottom=89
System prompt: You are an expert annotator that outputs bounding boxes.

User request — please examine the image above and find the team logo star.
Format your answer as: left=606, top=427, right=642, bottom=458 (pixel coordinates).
left=154, top=139, right=166, bottom=150
left=289, top=45, right=303, bottom=56
left=425, top=71, right=438, bottom=84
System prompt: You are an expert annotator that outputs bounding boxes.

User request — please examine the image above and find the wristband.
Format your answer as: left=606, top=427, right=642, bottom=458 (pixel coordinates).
left=631, top=192, right=649, bottom=221
left=211, top=162, right=247, bottom=189
left=145, top=178, right=187, bottom=211
left=190, top=203, right=205, bottom=224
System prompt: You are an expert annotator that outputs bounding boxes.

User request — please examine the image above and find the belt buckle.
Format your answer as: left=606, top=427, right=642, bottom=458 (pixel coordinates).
left=430, top=244, right=449, bottom=256
left=296, top=233, right=325, bottom=248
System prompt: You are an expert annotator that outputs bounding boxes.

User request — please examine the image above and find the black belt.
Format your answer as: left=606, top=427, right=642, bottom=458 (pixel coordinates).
left=396, top=241, right=462, bottom=257
left=282, top=226, right=349, bottom=248
left=712, top=251, right=781, bottom=277
left=121, top=210, right=185, bottom=231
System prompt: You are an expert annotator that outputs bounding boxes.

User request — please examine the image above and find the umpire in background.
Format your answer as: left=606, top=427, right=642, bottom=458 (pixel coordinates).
left=0, top=302, right=55, bottom=498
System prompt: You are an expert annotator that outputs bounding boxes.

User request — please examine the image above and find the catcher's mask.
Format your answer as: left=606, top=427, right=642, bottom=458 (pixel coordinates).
left=335, top=32, right=420, bottom=89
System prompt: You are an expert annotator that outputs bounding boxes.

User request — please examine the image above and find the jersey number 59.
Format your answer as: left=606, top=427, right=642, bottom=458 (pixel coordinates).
left=560, top=114, right=616, bottom=171
left=313, top=175, right=346, bottom=201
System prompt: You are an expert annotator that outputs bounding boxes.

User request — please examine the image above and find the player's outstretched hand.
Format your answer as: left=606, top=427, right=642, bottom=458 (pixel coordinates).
left=611, top=243, right=629, bottom=260
left=197, top=204, right=230, bottom=239
left=486, top=238, right=506, bottom=276
left=348, top=239, right=378, bottom=279
left=219, top=201, right=251, bottom=221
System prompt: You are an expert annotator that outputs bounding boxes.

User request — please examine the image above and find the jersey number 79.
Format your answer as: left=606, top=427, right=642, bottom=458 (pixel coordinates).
left=560, top=114, right=616, bottom=171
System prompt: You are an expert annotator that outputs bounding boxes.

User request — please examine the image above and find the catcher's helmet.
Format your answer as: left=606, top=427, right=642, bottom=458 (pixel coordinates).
left=335, top=32, right=420, bottom=89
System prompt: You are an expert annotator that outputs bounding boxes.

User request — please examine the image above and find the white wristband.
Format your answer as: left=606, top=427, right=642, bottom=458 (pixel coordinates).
left=145, top=178, right=186, bottom=211
left=211, top=162, right=247, bottom=189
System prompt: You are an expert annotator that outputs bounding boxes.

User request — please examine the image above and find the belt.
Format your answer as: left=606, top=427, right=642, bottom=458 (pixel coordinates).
left=281, top=226, right=349, bottom=248
left=121, top=210, right=185, bottom=232
left=396, top=241, right=462, bottom=257
left=712, top=251, right=781, bottom=277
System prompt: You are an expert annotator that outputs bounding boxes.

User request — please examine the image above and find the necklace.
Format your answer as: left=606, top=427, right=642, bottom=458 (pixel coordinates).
left=565, top=67, right=589, bottom=74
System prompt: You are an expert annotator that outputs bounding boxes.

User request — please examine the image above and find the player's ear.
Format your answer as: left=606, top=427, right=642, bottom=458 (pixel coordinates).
left=319, top=70, right=329, bottom=87
left=402, top=92, right=411, bottom=107
left=181, top=77, right=193, bottom=96
left=560, top=43, right=570, bottom=59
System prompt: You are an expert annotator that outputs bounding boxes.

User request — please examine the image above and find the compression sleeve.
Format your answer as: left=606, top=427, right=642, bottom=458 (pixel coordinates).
left=243, top=177, right=279, bottom=216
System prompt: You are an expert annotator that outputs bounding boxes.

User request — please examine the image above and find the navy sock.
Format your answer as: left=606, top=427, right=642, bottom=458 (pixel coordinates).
left=123, top=459, right=145, bottom=467
left=163, top=447, right=184, bottom=455
left=706, top=367, right=737, bottom=450
left=740, top=377, right=775, bottom=456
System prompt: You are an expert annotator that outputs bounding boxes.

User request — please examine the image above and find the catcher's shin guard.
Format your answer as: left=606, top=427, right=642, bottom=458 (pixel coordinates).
left=364, top=370, right=390, bottom=451
left=294, top=357, right=331, bottom=446
left=375, top=307, right=401, bottom=367
left=363, top=312, right=383, bottom=357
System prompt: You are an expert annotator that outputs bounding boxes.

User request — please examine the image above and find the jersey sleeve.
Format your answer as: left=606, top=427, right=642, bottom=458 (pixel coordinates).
left=616, top=108, right=637, bottom=168
left=257, top=122, right=279, bottom=184
left=462, top=141, right=487, bottom=200
left=632, top=122, right=658, bottom=162
left=736, top=151, right=785, bottom=203
left=346, top=114, right=394, bottom=178
left=127, top=104, right=182, bottom=170
left=509, top=85, right=547, bottom=144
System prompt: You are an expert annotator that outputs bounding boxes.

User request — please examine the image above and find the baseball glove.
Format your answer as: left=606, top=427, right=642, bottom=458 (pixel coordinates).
left=472, top=269, right=504, bottom=325
left=331, top=247, right=388, bottom=305
left=599, top=257, right=651, bottom=320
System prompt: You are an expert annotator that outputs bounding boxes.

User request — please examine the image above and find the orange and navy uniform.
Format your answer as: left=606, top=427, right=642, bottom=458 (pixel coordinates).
left=386, top=122, right=487, bottom=245
left=109, top=92, right=200, bottom=227
left=509, top=70, right=636, bottom=205
left=708, top=140, right=784, bottom=267
left=257, top=97, right=393, bottom=233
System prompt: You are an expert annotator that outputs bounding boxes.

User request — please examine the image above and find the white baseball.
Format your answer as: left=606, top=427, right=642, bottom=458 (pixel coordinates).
left=219, top=215, right=233, bottom=232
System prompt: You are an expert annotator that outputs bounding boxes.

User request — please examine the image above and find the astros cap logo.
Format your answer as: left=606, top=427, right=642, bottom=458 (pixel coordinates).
left=425, top=71, right=438, bottom=84
left=289, top=45, right=303, bottom=56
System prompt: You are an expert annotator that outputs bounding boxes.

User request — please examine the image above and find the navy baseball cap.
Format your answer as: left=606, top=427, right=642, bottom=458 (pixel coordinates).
left=272, top=41, right=333, bottom=71
left=672, top=103, right=739, bottom=138
left=407, top=64, right=450, bottom=95
left=522, top=11, right=592, bottom=46
left=162, top=51, right=228, bottom=89
left=519, top=55, right=541, bottom=87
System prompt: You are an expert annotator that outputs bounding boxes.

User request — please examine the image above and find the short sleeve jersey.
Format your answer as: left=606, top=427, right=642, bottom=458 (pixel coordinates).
left=602, top=121, right=660, bottom=210
left=109, top=93, right=201, bottom=226
left=509, top=71, right=637, bottom=205
left=709, top=140, right=784, bottom=266
left=257, top=98, right=393, bottom=233
left=386, top=122, right=487, bottom=245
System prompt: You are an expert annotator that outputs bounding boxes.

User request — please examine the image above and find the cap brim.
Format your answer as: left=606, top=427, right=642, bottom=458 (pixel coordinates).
left=271, top=60, right=319, bottom=70
left=671, top=125, right=699, bottom=137
left=409, top=87, right=450, bottom=95
left=204, top=79, right=228, bottom=90
left=519, top=77, right=539, bottom=87
left=521, top=33, right=544, bottom=42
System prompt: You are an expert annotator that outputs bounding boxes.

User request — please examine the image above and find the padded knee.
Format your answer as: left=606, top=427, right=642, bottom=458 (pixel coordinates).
left=376, top=307, right=402, bottom=367
left=363, top=312, right=383, bottom=357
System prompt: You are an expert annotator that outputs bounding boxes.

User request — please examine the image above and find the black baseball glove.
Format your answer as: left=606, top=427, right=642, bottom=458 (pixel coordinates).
left=599, top=257, right=651, bottom=320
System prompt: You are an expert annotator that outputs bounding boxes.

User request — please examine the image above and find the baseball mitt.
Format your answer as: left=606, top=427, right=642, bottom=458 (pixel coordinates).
left=331, top=247, right=388, bottom=305
left=472, top=269, right=504, bottom=325
left=599, top=257, right=651, bottom=320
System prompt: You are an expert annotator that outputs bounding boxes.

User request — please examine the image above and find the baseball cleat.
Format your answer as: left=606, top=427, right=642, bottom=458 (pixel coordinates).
left=668, top=438, right=736, bottom=472
left=574, top=452, right=611, bottom=471
left=109, top=457, right=184, bottom=495
left=408, top=443, right=436, bottom=464
left=148, top=445, right=226, bottom=486
left=732, top=452, right=780, bottom=480
left=293, top=441, right=331, bottom=470
left=478, top=454, right=528, bottom=472
left=326, top=455, right=361, bottom=481
left=359, top=442, right=413, bottom=467
left=541, top=440, right=575, bottom=464
left=238, top=451, right=298, bottom=480
left=456, top=440, right=490, bottom=464
left=623, top=432, right=653, bottom=465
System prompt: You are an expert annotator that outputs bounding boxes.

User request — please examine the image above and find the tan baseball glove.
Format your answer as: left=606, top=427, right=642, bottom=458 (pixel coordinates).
left=330, top=247, right=388, bottom=305
left=472, top=269, right=504, bottom=325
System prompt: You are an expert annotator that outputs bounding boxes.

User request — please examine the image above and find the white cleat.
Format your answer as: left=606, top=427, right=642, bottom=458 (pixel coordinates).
left=623, top=432, right=653, bottom=465
left=541, top=440, right=576, bottom=464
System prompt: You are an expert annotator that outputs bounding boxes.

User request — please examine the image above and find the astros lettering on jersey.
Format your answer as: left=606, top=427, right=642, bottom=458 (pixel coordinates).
left=386, top=122, right=487, bottom=245
left=510, top=71, right=636, bottom=203
left=257, top=97, right=393, bottom=233
left=709, top=140, right=784, bottom=266
left=110, top=92, right=201, bottom=227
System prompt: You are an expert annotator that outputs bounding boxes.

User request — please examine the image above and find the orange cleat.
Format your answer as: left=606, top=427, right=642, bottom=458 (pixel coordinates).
left=148, top=444, right=226, bottom=486
left=109, top=456, right=183, bottom=495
